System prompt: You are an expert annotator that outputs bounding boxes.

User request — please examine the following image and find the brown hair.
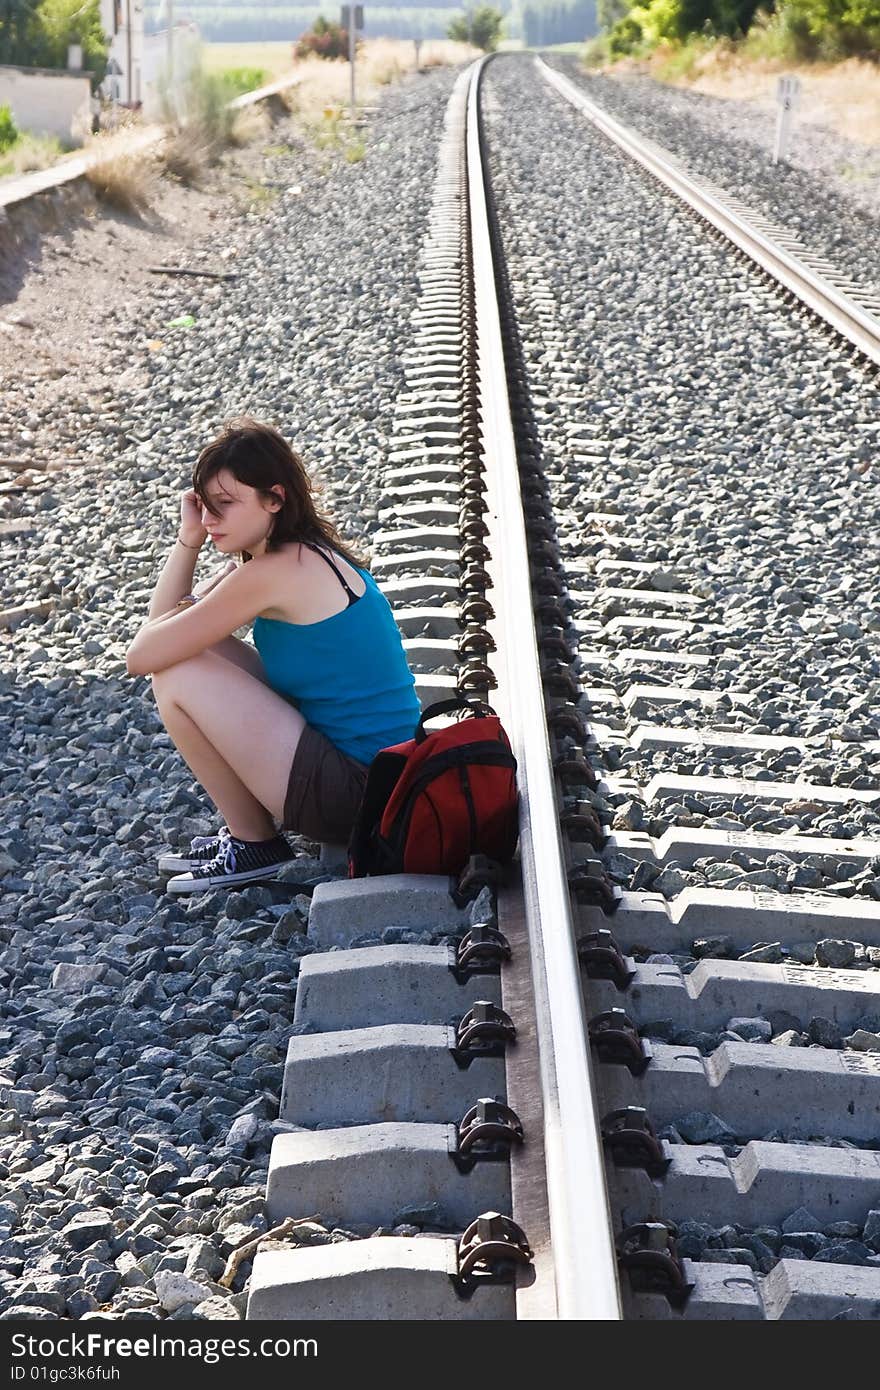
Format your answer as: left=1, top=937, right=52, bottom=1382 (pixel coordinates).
left=191, top=416, right=364, bottom=568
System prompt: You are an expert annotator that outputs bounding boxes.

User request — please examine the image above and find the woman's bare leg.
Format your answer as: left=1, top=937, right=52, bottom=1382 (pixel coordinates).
left=208, top=635, right=273, bottom=687
left=151, top=647, right=305, bottom=842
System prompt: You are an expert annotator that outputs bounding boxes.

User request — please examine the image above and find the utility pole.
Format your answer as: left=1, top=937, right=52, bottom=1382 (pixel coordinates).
left=348, top=5, right=355, bottom=121
left=341, top=6, right=363, bottom=123
left=126, top=0, right=132, bottom=103
left=167, top=0, right=174, bottom=92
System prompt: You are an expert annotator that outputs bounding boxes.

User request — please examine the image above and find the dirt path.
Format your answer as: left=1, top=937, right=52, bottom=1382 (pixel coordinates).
left=0, top=133, right=306, bottom=470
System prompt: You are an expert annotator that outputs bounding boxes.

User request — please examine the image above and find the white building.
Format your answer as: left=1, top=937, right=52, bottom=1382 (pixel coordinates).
left=0, top=64, right=92, bottom=142
left=98, top=0, right=145, bottom=106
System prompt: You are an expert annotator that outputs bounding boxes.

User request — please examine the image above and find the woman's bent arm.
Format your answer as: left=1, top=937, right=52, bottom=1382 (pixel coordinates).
left=126, top=555, right=274, bottom=676
left=147, top=536, right=204, bottom=621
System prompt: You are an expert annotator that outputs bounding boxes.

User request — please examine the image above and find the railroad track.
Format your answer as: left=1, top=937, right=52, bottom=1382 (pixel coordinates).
left=245, top=55, right=880, bottom=1321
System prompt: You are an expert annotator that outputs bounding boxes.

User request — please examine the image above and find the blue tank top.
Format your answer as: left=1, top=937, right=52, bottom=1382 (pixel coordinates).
left=252, top=550, right=420, bottom=766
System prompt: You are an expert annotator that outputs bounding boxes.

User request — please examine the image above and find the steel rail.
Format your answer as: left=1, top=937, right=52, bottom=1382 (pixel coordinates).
left=467, top=56, right=622, bottom=1320
left=537, top=57, right=880, bottom=370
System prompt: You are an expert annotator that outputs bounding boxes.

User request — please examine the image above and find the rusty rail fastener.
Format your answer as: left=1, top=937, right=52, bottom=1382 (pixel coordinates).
left=588, top=1008, right=652, bottom=1076
left=454, top=1213, right=533, bottom=1296
left=617, top=1223, right=693, bottom=1309
left=601, top=1107, right=671, bottom=1177
left=451, top=923, right=511, bottom=981
left=577, top=929, right=636, bottom=990
left=451, top=1002, right=516, bottom=1065
left=451, top=1098, right=525, bottom=1173
left=568, top=861, right=620, bottom=914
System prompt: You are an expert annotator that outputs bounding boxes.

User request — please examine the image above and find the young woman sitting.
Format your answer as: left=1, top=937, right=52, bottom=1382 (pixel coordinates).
left=125, top=416, right=420, bottom=894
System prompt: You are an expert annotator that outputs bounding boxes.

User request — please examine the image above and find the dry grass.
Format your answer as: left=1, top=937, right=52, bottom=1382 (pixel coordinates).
left=283, top=39, right=476, bottom=136
left=685, top=54, right=880, bottom=147
left=608, top=46, right=880, bottom=147
left=161, top=129, right=212, bottom=186
left=229, top=102, right=272, bottom=147
left=84, top=145, right=160, bottom=215
left=0, top=131, right=65, bottom=179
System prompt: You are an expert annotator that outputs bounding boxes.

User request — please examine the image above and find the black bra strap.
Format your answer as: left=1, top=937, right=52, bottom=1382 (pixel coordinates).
left=302, top=541, right=359, bottom=604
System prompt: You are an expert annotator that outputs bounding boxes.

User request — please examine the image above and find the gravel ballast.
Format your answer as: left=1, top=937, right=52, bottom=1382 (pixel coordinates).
left=0, top=64, right=461, bottom=1320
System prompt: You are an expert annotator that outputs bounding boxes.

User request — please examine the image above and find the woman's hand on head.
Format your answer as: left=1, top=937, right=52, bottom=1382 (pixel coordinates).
left=180, top=489, right=207, bottom=545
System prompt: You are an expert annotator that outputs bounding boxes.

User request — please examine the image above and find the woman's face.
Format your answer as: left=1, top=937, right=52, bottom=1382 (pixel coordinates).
left=198, top=468, right=283, bottom=555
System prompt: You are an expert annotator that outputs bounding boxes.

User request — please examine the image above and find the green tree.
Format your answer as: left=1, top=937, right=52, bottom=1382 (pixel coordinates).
left=780, top=0, right=880, bottom=50
left=33, top=0, right=108, bottom=78
left=0, top=0, right=41, bottom=64
left=447, top=5, right=505, bottom=48
left=598, top=0, right=632, bottom=28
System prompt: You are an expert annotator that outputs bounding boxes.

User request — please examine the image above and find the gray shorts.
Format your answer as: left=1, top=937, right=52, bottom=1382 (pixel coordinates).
left=282, top=724, right=369, bottom=845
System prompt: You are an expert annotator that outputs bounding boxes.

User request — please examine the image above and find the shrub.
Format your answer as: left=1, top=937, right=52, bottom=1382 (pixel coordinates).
left=776, top=0, right=880, bottom=55
left=447, top=6, right=504, bottom=50
left=215, top=66, right=268, bottom=99
left=158, top=62, right=235, bottom=162
left=85, top=148, right=158, bottom=215
left=0, top=104, right=18, bottom=153
left=598, top=0, right=879, bottom=54
left=608, top=13, right=645, bottom=51
left=294, top=17, right=353, bottom=61
left=161, top=129, right=210, bottom=185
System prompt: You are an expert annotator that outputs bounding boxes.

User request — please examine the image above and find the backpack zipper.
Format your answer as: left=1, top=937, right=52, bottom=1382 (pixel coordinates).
left=459, top=763, right=478, bottom=848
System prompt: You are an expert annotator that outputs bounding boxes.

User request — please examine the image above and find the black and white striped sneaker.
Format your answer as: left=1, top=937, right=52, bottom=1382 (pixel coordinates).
left=157, top=826, right=231, bottom=874
left=164, top=832, right=295, bottom=895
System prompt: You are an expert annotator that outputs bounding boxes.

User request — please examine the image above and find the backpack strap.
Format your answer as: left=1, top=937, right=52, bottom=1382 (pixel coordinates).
left=415, top=696, right=496, bottom=743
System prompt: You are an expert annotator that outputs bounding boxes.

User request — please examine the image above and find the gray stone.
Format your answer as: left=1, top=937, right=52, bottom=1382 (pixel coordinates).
left=613, top=800, right=644, bottom=831
left=468, top=885, right=496, bottom=927
left=190, top=1296, right=241, bottom=1320
left=846, top=1030, right=880, bottom=1052
left=0, top=1306, right=59, bottom=1320
left=50, top=962, right=106, bottom=991
left=809, top=1017, right=842, bottom=1048
left=727, top=1017, right=772, bottom=1043
left=779, top=1231, right=827, bottom=1256
left=863, top=1211, right=880, bottom=1252
left=154, top=1270, right=215, bottom=1314
left=222, top=1113, right=260, bottom=1152
left=62, top=1213, right=115, bottom=1252
left=782, top=1207, right=825, bottom=1235
left=813, top=1240, right=871, bottom=1265
left=692, top=936, right=734, bottom=959
left=815, top=939, right=857, bottom=968
left=654, top=868, right=692, bottom=895
left=675, top=1111, right=735, bottom=1145
left=738, top=942, right=785, bottom=964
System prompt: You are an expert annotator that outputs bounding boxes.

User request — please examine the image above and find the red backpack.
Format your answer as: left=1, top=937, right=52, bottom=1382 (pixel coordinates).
left=348, top=697, right=519, bottom=877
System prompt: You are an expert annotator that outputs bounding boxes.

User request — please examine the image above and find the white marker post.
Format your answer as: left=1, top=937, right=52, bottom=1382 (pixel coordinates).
left=773, top=75, right=800, bottom=165
left=341, top=5, right=364, bottom=124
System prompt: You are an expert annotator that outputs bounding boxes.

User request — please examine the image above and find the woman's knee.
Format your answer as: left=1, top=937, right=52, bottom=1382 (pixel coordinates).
left=150, top=650, right=218, bottom=693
